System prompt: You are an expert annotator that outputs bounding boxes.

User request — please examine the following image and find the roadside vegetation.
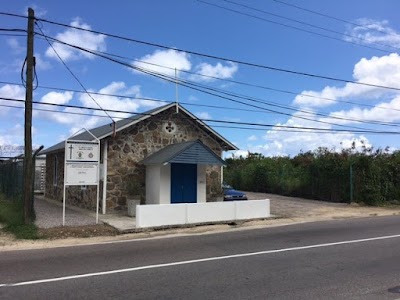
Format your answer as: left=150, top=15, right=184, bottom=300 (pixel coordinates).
left=225, top=143, right=400, bottom=206
left=0, top=194, right=39, bottom=239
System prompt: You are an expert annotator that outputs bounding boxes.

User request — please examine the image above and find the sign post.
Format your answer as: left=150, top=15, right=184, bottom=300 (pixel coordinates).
left=63, top=130, right=100, bottom=226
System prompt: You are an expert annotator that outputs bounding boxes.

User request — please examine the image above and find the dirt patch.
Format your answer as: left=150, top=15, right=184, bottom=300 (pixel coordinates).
left=38, top=224, right=119, bottom=239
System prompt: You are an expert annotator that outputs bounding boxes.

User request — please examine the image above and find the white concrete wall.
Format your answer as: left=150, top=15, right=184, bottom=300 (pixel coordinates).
left=146, top=164, right=171, bottom=205
left=160, top=164, right=171, bottom=204
left=136, top=203, right=186, bottom=227
left=235, top=200, right=270, bottom=220
left=187, top=202, right=235, bottom=223
left=146, top=165, right=160, bottom=205
left=197, top=164, right=206, bottom=203
left=136, top=200, right=270, bottom=228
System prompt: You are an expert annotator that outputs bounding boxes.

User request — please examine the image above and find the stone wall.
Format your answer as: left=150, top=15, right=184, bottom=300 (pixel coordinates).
left=105, top=106, right=223, bottom=211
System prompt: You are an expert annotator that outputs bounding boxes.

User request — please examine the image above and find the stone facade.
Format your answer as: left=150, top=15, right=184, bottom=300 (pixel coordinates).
left=45, top=106, right=225, bottom=212
left=105, top=107, right=223, bottom=211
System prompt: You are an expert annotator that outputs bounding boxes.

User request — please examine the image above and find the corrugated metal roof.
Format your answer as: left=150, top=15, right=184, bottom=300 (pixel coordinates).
left=141, top=140, right=226, bottom=166
left=41, top=103, right=238, bottom=155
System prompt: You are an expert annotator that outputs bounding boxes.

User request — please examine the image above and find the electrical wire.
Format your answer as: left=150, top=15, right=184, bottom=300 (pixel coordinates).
left=0, top=80, right=278, bottom=115
left=20, top=57, right=27, bottom=88
left=31, top=41, right=400, bottom=115
left=32, top=15, right=400, bottom=92
left=20, top=32, right=400, bottom=131
left=2, top=12, right=400, bottom=91
left=35, top=21, right=115, bottom=124
left=218, top=0, right=400, bottom=52
left=196, top=0, right=391, bottom=53
left=1, top=96, right=399, bottom=135
left=3, top=78, right=400, bottom=129
left=67, top=46, right=400, bottom=113
left=1, top=102, right=388, bottom=136
left=272, top=0, right=400, bottom=38
left=33, top=33, right=400, bottom=131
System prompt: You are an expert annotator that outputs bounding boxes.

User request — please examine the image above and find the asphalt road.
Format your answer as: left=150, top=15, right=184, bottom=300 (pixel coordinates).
left=1, top=216, right=400, bottom=299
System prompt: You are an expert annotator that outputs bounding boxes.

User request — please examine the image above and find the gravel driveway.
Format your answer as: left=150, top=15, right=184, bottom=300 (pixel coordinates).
left=246, top=192, right=352, bottom=218
left=34, top=196, right=97, bottom=228
left=246, top=192, right=400, bottom=221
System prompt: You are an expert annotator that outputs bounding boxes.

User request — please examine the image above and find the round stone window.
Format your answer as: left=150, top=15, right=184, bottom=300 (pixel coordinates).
left=163, top=121, right=177, bottom=134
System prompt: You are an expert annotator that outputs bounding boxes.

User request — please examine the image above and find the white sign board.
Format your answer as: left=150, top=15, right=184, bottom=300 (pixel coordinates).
left=65, top=163, right=99, bottom=185
left=66, top=141, right=99, bottom=162
left=64, top=141, right=100, bottom=186
left=63, top=136, right=101, bottom=226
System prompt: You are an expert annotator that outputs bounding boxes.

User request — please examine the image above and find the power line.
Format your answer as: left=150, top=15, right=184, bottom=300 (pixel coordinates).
left=70, top=46, right=400, bottom=113
left=213, top=0, right=399, bottom=52
left=0, top=28, right=26, bottom=33
left=22, top=32, right=400, bottom=131
left=272, top=0, right=400, bottom=38
left=2, top=11, right=400, bottom=91
left=0, top=80, right=279, bottom=115
left=94, top=47, right=400, bottom=130
left=0, top=11, right=28, bottom=19
left=1, top=102, right=389, bottom=136
left=6, top=28, right=400, bottom=130
left=7, top=28, right=400, bottom=116
left=31, top=15, right=400, bottom=92
left=2, top=96, right=399, bottom=135
left=35, top=22, right=115, bottom=126
left=3, top=77, right=399, bottom=129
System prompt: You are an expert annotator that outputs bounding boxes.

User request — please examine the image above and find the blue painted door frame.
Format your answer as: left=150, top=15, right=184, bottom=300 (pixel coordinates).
left=171, top=163, right=197, bottom=203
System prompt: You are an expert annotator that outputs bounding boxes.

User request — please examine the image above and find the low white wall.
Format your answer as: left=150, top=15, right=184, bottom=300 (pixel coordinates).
left=187, top=202, right=235, bottom=223
left=136, top=200, right=270, bottom=228
left=136, top=203, right=186, bottom=228
left=235, top=200, right=270, bottom=220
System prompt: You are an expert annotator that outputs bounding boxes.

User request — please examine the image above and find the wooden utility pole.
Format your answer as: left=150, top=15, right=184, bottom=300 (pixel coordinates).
left=23, top=8, right=35, bottom=224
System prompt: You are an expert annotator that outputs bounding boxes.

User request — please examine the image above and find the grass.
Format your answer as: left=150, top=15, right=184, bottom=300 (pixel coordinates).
left=0, top=194, right=39, bottom=239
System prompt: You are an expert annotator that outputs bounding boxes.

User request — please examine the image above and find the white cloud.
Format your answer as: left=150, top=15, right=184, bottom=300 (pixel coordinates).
left=187, top=95, right=198, bottom=102
left=7, top=38, right=24, bottom=54
left=323, top=95, right=400, bottom=125
left=45, top=19, right=106, bottom=61
left=36, top=82, right=163, bottom=131
left=344, top=18, right=400, bottom=49
left=294, top=53, right=400, bottom=107
left=240, top=112, right=371, bottom=157
left=132, top=49, right=191, bottom=77
left=247, top=135, right=258, bottom=141
left=196, top=112, right=211, bottom=119
left=190, top=61, right=238, bottom=81
left=41, top=91, right=73, bottom=105
left=35, top=53, right=52, bottom=70
left=0, top=84, right=25, bottom=115
left=0, top=123, right=27, bottom=151
left=79, top=81, right=150, bottom=120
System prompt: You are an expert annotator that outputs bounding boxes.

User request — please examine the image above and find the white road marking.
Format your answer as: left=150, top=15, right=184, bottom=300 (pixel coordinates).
left=1, top=233, right=400, bottom=288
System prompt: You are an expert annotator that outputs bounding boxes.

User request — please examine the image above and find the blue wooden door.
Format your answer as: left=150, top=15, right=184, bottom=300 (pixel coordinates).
left=171, top=163, right=197, bottom=203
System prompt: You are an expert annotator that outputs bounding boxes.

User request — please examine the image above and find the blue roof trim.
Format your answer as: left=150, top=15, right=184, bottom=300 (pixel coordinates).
left=141, top=140, right=226, bottom=166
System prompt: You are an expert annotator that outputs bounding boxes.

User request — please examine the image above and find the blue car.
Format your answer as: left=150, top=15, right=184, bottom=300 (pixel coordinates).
left=222, top=184, right=248, bottom=201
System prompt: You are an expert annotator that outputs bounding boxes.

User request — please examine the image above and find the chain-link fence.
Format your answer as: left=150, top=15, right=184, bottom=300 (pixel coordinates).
left=0, top=158, right=24, bottom=199
left=0, top=154, right=45, bottom=200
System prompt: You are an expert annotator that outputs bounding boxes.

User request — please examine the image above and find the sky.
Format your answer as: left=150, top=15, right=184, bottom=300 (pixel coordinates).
left=1, top=0, right=400, bottom=157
